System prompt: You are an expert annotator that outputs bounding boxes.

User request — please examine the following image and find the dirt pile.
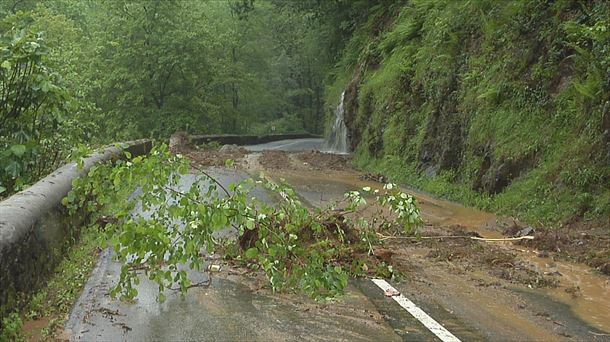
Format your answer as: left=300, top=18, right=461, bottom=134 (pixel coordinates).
left=258, top=150, right=291, bottom=170
left=296, top=151, right=350, bottom=171
left=169, top=131, right=192, bottom=154
left=359, top=172, right=388, bottom=183
left=512, top=220, right=610, bottom=276
left=218, top=144, right=242, bottom=154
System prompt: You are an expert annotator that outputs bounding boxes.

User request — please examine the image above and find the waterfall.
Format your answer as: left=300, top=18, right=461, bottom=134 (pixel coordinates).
left=322, top=91, right=349, bottom=154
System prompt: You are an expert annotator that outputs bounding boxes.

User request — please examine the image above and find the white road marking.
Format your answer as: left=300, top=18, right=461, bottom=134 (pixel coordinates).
left=269, top=140, right=305, bottom=150
left=269, top=140, right=320, bottom=150
left=371, top=278, right=461, bottom=342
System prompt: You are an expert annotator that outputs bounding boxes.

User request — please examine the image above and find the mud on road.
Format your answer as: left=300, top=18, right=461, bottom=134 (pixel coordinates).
left=256, top=150, right=350, bottom=171
left=508, top=220, right=610, bottom=276
left=186, top=144, right=249, bottom=168
left=183, top=146, right=610, bottom=340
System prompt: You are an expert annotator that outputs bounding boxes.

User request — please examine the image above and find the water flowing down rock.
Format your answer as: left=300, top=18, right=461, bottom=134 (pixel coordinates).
left=322, top=92, right=349, bottom=154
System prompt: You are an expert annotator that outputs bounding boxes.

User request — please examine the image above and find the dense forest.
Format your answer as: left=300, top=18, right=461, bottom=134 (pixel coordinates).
left=0, top=0, right=337, bottom=196
left=1, top=0, right=609, bottom=221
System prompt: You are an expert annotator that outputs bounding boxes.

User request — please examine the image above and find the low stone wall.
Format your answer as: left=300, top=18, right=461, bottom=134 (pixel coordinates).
left=0, top=139, right=151, bottom=317
left=190, top=133, right=321, bottom=146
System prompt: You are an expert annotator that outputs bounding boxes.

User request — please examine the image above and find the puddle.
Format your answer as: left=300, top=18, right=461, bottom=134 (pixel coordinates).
left=517, top=248, right=610, bottom=332
left=270, top=168, right=610, bottom=334
left=273, top=170, right=498, bottom=232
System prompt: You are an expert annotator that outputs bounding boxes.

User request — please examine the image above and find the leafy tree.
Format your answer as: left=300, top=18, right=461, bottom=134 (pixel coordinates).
left=0, top=0, right=341, bottom=195
left=0, top=12, right=85, bottom=195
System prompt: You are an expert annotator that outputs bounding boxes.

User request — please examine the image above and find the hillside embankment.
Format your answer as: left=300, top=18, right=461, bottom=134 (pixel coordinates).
left=325, top=0, right=609, bottom=230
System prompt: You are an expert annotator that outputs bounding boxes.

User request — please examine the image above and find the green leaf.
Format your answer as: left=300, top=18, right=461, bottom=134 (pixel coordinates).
left=244, top=247, right=258, bottom=259
left=10, top=144, right=26, bottom=157
left=0, top=185, right=6, bottom=194
left=1, top=60, right=10, bottom=69
left=5, top=161, right=21, bottom=177
left=41, top=80, right=51, bottom=93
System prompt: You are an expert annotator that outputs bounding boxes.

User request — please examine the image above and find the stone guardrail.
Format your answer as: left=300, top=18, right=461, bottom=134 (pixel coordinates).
left=0, top=139, right=152, bottom=317
left=190, top=133, right=322, bottom=146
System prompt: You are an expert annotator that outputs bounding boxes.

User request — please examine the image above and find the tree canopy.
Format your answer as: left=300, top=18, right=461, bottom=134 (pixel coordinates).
left=0, top=0, right=343, bottom=195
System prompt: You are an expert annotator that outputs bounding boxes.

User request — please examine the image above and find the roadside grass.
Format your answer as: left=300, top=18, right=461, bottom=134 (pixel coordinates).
left=353, top=148, right=610, bottom=229
left=0, top=312, right=23, bottom=342
left=30, top=224, right=100, bottom=340
left=325, top=0, right=610, bottom=229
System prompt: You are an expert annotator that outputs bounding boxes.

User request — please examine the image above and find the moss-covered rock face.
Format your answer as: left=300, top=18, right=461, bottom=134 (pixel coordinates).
left=328, top=0, right=610, bottom=224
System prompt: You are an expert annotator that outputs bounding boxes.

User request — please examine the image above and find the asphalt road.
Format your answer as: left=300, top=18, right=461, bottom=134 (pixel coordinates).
left=65, top=139, right=600, bottom=341
left=244, top=138, right=324, bottom=152
left=64, top=154, right=456, bottom=340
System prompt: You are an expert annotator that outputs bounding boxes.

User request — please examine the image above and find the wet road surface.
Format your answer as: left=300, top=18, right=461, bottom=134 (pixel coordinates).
left=65, top=167, right=455, bottom=341
left=65, top=139, right=610, bottom=341
left=244, top=138, right=323, bottom=152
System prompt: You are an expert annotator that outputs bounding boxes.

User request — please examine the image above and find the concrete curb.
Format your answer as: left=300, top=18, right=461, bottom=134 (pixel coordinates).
left=0, top=139, right=152, bottom=317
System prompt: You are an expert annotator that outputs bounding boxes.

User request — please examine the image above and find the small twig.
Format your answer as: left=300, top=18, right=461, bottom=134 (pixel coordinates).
left=589, top=331, right=610, bottom=337
left=163, top=184, right=189, bottom=197
left=376, top=233, right=535, bottom=242
left=471, top=236, right=534, bottom=242
left=189, top=163, right=231, bottom=197
left=169, top=279, right=211, bottom=292
left=128, top=264, right=150, bottom=271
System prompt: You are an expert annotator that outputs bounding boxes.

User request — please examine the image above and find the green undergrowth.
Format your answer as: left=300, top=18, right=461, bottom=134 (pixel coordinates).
left=325, top=0, right=610, bottom=227
left=353, top=152, right=601, bottom=226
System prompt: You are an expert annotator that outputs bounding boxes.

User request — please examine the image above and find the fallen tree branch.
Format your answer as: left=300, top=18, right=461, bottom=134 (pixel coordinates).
left=470, top=236, right=534, bottom=242
left=169, top=279, right=211, bottom=292
left=189, top=163, right=231, bottom=197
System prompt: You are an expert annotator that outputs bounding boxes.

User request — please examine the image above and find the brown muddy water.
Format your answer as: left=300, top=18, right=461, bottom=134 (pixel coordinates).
left=268, top=169, right=610, bottom=334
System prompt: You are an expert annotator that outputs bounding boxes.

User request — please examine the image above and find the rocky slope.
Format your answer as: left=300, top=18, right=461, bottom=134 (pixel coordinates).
left=325, top=0, right=610, bottom=225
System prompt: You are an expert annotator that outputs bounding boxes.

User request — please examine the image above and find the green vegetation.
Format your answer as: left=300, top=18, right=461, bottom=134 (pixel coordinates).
left=0, top=0, right=331, bottom=198
left=324, top=0, right=610, bottom=225
left=1, top=0, right=609, bottom=337
left=0, top=10, right=89, bottom=195
left=64, top=145, right=421, bottom=302
left=0, top=312, right=23, bottom=342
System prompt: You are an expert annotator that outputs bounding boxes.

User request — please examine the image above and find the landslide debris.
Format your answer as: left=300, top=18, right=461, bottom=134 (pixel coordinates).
left=296, top=151, right=350, bottom=171
left=403, top=226, right=558, bottom=288
left=186, top=144, right=248, bottom=168
left=515, top=220, right=610, bottom=276
left=258, top=150, right=291, bottom=170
